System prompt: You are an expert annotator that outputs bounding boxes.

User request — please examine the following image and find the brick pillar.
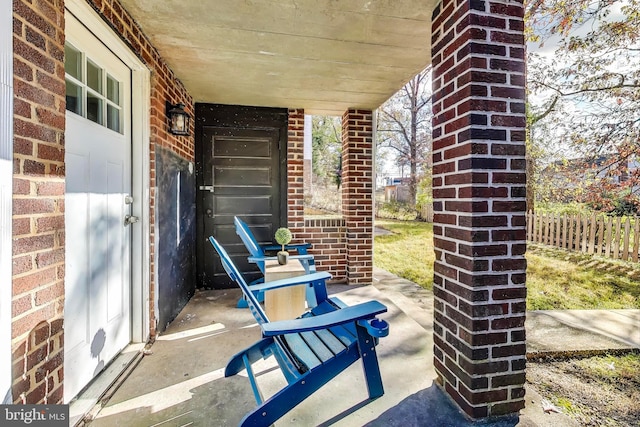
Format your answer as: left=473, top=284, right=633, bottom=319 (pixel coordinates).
left=431, top=0, right=527, bottom=419
left=341, top=109, right=374, bottom=285
left=287, top=109, right=305, bottom=233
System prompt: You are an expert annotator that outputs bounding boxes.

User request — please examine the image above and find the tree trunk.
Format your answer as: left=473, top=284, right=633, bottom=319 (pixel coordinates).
left=526, top=153, right=535, bottom=213
left=409, top=77, right=418, bottom=207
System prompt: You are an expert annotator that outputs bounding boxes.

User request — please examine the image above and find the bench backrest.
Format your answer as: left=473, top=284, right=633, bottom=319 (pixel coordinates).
left=209, top=236, right=269, bottom=324
left=234, top=216, right=265, bottom=260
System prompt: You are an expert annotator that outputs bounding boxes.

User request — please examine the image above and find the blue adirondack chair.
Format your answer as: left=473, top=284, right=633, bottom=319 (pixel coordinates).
left=208, top=236, right=390, bottom=427
left=234, top=216, right=316, bottom=307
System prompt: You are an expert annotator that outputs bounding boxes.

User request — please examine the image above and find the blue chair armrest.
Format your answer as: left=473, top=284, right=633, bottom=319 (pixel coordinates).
left=261, top=301, right=387, bottom=336
left=247, top=271, right=331, bottom=293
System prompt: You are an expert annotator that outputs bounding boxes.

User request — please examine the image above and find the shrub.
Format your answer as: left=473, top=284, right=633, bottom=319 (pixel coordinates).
left=535, top=201, right=593, bottom=216
left=376, top=201, right=418, bottom=220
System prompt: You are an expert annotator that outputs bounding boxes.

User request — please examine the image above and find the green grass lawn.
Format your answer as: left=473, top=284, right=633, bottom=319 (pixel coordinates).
left=374, top=219, right=435, bottom=289
left=374, top=219, right=640, bottom=310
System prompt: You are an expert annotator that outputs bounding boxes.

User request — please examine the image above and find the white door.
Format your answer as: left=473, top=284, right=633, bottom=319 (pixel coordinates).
left=64, top=14, right=132, bottom=402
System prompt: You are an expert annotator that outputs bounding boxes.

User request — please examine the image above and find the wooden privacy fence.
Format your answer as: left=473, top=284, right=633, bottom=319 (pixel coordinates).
left=420, top=203, right=434, bottom=222
left=527, top=211, right=640, bottom=262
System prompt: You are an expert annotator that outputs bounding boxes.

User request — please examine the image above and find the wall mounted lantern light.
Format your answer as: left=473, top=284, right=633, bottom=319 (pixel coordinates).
left=166, top=102, right=190, bottom=136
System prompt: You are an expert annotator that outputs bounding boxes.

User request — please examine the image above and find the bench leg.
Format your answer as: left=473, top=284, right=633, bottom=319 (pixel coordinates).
left=356, top=324, right=385, bottom=399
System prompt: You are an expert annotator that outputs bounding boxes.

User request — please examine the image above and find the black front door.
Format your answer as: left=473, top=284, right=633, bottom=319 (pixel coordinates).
left=196, top=104, right=288, bottom=288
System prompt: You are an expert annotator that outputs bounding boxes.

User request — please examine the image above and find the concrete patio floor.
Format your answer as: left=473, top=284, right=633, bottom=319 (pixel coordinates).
left=79, top=268, right=639, bottom=427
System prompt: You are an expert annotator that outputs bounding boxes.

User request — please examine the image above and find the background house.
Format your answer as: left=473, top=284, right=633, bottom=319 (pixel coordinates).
left=540, top=155, right=640, bottom=203
left=384, top=177, right=412, bottom=204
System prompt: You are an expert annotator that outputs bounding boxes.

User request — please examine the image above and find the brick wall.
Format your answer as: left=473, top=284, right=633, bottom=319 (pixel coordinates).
left=12, top=0, right=194, bottom=403
left=287, top=110, right=349, bottom=283
left=341, top=110, right=374, bottom=285
left=12, top=0, right=66, bottom=404
left=430, top=0, right=527, bottom=418
left=11, top=320, right=64, bottom=404
left=300, top=218, right=347, bottom=282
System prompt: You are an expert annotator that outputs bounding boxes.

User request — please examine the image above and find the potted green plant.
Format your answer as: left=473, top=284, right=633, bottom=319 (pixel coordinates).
left=274, top=227, right=293, bottom=265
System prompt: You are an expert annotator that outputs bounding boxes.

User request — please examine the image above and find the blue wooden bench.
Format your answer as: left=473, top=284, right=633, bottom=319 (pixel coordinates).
left=234, top=216, right=316, bottom=307
left=209, top=236, right=390, bottom=426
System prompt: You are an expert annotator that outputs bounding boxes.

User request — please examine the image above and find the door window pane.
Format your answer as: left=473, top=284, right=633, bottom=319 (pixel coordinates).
left=107, top=75, right=119, bottom=104
left=64, top=42, right=125, bottom=133
left=87, top=60, right=102, bottom=93
left=65, top=79, right=83, bottom=115
left=87, top=93, right=103, bottom=125
left=65, top=45, right=82, bottom=80
left=107, top=104, right=120, bottom=133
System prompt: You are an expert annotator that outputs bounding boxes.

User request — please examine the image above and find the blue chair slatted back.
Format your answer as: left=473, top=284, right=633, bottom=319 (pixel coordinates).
left=209, top=236, right=269, bottom=324
left=234, top=216, right=265, bottom=261
left=234, top=216, right=315, bottom=277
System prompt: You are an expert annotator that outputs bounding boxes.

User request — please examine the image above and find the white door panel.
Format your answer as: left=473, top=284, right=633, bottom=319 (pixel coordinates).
left=64, top=14, right=132, bottom=402
left=64, top=150, right=91, bottom=355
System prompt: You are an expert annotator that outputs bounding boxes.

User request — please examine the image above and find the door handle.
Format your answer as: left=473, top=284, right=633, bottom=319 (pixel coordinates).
left=199, top=185, right=214, bottom=192
left=124, top=215, right=139, bottom=226
left=205, top=208, right=213, bottom=218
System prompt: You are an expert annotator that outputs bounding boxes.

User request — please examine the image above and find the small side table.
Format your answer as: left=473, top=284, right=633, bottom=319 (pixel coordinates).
left=264, top=260, right=306, bottom=321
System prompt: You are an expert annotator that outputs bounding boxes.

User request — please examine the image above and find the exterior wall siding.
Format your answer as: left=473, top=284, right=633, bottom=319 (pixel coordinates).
left=430, top=0, right=527, bottom=418
left=11, top=0, right=194, bottom=404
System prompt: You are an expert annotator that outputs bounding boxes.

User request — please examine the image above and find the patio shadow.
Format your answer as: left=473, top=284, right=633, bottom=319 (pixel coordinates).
left=363, top=383, right=520, bottom=427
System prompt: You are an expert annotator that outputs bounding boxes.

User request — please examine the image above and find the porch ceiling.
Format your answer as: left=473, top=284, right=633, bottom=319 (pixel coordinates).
left=119, top=0, right=436, bottom=115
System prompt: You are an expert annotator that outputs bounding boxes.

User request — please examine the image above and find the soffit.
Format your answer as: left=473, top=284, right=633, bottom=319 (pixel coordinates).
left=119, top=0, right=436, bottom=115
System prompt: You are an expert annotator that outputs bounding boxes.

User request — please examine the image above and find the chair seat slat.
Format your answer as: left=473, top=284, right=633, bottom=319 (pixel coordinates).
left=313, top=329, right=348, bottom=355
left=283, top=333, right=322, bottom=371
left=310, top=300, right=358, bottom=346
left=299, top=331, right=339, bottom=364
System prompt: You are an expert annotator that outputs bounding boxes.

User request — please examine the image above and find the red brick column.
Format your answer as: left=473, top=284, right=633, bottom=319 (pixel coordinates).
left=431, top=0, right=527, bottom=418
left=287, top=109, right=305, bottom=232
left=341, top=109, right=374, bottom=285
